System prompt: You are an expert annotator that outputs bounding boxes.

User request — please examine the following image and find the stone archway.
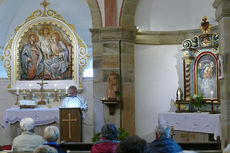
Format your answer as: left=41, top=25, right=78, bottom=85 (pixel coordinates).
left=119, top=0, right=138, bottom=27
left=85, top=0, right=102, bottom=28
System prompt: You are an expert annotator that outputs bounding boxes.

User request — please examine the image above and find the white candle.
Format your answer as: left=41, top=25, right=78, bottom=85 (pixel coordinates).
left=16, top=87, right=19, bottom=95
left=54, top=84, right=57, bottom=91
left=210, top=91, right=214, bottom=100
left=65, top=86, right=68, bottom=94
left=29, top=84, right=32, bottom=92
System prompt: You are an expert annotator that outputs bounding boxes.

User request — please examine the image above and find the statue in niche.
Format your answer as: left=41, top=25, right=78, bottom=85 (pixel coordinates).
left=107, top=72, right=119, bottom=100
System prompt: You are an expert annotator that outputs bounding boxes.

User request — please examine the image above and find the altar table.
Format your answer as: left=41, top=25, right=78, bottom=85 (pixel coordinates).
left=158, top=112, right=221, bottom=140
left=2, top=108, right=59, bottom=128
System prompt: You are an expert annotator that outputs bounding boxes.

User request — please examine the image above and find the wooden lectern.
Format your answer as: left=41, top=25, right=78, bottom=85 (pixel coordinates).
left=59, top=108, right=82, bottom=142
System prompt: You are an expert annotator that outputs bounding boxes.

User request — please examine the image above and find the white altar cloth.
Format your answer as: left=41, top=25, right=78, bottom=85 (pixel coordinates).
left=158, top=112, right=221, bottom=140
left=2, top=108, right=59, bottom=128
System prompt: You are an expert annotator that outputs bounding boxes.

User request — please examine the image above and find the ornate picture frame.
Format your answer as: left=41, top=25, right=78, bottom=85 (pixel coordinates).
left=2, top=2, right=89, bottom=91
left=194, top=51, right=219, bottom=100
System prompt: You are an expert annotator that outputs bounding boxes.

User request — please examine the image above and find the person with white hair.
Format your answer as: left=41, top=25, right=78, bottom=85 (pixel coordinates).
left=34, top=145, right=58, bottom=153
left=12, top=117, right=45, bottom=152
left=149, top=125, right=182, bottom=153
left=61, top=85, right=88, bottom=118
left=43, top=126, right=66, bottom=153
left=223, top=144, right=230, bottom=153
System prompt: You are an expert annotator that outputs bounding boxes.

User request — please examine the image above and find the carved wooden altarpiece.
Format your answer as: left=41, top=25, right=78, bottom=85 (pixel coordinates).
left=1, top=0, right=89, bottom=92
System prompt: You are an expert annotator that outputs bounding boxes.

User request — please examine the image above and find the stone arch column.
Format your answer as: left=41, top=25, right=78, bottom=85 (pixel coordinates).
left=213, top=0, right=230, bottom=149
left=88, top=0, right=139, bottom=134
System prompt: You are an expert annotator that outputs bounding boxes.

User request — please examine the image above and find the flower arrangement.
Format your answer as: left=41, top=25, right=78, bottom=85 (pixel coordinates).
left=190, top=94, right=206, bottom=111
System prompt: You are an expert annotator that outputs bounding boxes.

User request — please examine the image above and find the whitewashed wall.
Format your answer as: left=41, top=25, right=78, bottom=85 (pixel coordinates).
left=136, top=0, right=217, bottom=31
left=135, top=0, right=216, bottom=142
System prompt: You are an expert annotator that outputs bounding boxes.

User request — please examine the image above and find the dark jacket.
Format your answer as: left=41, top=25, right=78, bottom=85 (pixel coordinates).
left=91, top=138, right=120, bottom=153
left=149, top=137, right=182, bottom=153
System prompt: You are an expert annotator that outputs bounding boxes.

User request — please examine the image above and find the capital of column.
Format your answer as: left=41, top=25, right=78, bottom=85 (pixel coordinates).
left=90, top=27, right=137, bottom=43
left=213, top=0, right=230, bottom=21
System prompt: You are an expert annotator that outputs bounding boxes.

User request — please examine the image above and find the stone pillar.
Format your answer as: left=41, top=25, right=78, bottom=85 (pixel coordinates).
left=213, top=0, right=230, bottom=148
left=90, top=27, right=136, bottom=134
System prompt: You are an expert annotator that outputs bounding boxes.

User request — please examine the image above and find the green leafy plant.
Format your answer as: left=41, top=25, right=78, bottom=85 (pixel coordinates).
left=190, top=94, right=206, bottom=110
left=117, top=128, right=129, bottom=140
left=91, top=132, right=101, bottom=142
left=91, top=128, right=129, bottom=142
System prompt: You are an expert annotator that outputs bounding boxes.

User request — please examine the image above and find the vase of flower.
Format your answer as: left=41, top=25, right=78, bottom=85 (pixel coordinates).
left=190, top=94, right=206, bottom=112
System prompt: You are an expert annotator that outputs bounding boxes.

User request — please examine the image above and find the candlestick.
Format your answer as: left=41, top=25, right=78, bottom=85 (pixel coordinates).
left=65, top=86, right=68, bottom=94
left=16, top=87, right=19, bottom=95
left=210, top=91, right=214, bottom=100
left=29, top=84, right=32, bottom=92
left=178, top=92, right=180, bottom=101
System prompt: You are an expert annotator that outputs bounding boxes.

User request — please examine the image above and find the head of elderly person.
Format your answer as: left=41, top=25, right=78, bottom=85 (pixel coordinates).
left=101, top=123, right=118, bottom=140
left=116, top=135, right=151, bottom=153
left=34, top=145, right=57, bottom=153
left=155, top=125, right=171, bottom=139
left=20, top=117, right=35, bottom=132
left=44, top=126, right=59, bottom=142
left=68, top=85, right=78, bottom=96
left=224, top=144, right=230, bottom=153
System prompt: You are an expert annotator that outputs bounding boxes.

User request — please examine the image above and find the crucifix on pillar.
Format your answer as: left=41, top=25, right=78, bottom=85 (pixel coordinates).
left=59, top=108, right=82, bottom=142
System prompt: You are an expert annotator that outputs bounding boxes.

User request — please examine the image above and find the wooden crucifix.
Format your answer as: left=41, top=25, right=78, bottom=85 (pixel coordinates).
left=59, top=108, right=82, bottom=142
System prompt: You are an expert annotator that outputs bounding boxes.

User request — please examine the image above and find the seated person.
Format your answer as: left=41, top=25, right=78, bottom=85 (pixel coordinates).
left=43, top=126, right=66, bottom=153
left=34, top=145, right=57, bottom=153
left=61, top=85, right=87, bottom=118
left=12, top=117, right=45, bottom=152
left=116, top=135, right=151, bottom=153
left=91, top=123, right=120, bottom=153
left=224, top=144, right=230, bottom=153
left=149, top=125, right=182, bottom=153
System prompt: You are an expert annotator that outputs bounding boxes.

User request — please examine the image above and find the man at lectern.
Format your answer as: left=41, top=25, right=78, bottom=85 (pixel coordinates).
left=61, top=85, right=88, bottom=118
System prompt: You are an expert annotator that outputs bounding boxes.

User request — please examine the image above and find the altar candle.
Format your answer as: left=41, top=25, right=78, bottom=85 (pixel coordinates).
left=16, top=87, right=19, bottom=95
left=65, top=86, right=68, bottom=94
left=29, top=84, right=32, bottom=92
left=54, top=84, right=57, bottom=91
left=210, top=91, right=214, bottom=100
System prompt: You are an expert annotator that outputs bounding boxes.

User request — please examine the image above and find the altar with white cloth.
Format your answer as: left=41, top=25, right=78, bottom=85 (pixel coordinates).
left=158, top=112, right=221, bottom=142
left=2, top=107, right=59, bottom=128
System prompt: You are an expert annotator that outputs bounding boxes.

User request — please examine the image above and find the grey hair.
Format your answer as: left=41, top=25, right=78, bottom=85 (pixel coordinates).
left=34, top=145, right=57, bottom=153
left=44, top=126, right=59, bottom=142
left=20, top=117, right=35, bottom=131
left=155, top=125, right=170, bottom=138
left=224, top=144, right=230, bottom=153
left=101, top=123, right=118, bottom=140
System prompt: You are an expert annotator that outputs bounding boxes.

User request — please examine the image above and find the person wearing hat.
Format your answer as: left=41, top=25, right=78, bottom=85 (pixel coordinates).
left=91, top=123, right=120, bottom=153
left=12, top=117, right=45, bottom=152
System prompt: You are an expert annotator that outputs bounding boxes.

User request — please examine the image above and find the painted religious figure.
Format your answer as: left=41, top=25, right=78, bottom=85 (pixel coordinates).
left=19, top=24, right=72, bottom=80
left=37, top=25, right=52, bottom=59
left=107, top=72, right=119, bottom=100
left=44, top=31, right=70, bottom=79
left=20, top=33, right=44, bottom=80
left=197, top=54, right=217, bottom=98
